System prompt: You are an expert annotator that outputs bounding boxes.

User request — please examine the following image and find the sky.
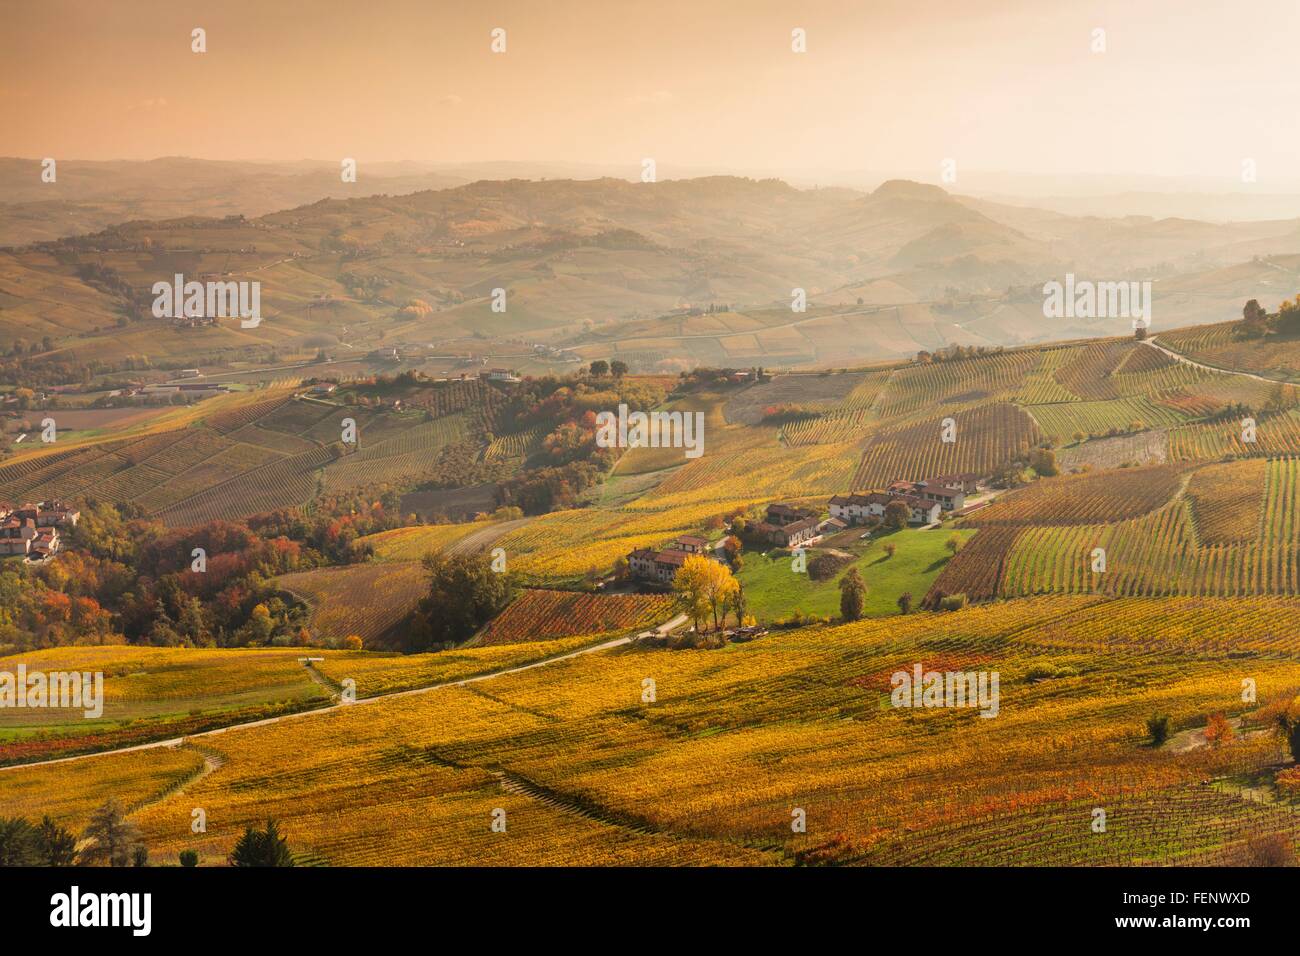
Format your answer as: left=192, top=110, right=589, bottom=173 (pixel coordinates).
left=3, top=0, right=1300, bottom=186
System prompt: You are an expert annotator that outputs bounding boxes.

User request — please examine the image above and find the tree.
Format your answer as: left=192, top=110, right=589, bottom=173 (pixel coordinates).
left=81, top=798, right=144, bottom=867
left=132, top=845, right=149, bottom=867
left=610, top=360, right=628, bottom=377
left=896, top=591, right=913, bottom=615
left=838, top=567, right=866, bottom=622
left=1204, top=712, right=1234, bottom=748
left=1242, top=298, right=1269, bottom=337
left=36, top=816, right=77, bottom=866
left=1030, top=447, right=1059, bottom=478
left=883, top=500, right=911, bottom=530
left=408, top=552, right=513, bottom=651
left=179, top=850, right=200, bottom=867
left=230, top=819, right=295, bottom=867
left=671, top=554, right=738, bottom=633
left=882, top=541, right=897, bottom=559
left=945, top=533, right=963, bottom=556
left=589, top=360, right=609, bottom=377
left=0, top=818, right=41, bottom=866
left=728, top=583, right=748, bottom=628
left=1277, top=296, right=1300, bottom=336
left=1146, top=714, right=1171, bottom=746
left=1274, top=699, right=1300, bottom=761
left=342, top=634, right=363, bottom=650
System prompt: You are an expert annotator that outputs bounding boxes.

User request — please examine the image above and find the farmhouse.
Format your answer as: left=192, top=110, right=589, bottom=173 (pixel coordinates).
left=627, top=534, right=716, bottom=583
left=675, top=535, right=710, bottom=555
left=749, top=502, right=821, bottom=548
left=481, top=368, right=521, bottom=383
left=829, top=489, right=943, bottom=526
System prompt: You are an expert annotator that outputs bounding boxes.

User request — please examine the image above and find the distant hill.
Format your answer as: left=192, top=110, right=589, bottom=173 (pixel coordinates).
left=2, top=173, right=1299, bottom=374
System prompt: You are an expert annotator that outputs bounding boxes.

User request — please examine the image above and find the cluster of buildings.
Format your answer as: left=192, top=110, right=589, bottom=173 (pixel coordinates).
left=627, top=535, right=712, bottom=584
left=0, top=500, right=80, bottom=560
left=623, top=474, right=984, bottom=586
left=829, top=474, right=979, bottom=528
left=746, top=503, right=822, bottom=548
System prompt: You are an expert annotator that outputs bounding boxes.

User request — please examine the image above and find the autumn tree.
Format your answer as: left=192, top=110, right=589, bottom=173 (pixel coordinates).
left=589, top=359, right=610, bottom=377
left=1271, top=697, right=1300, bottom=761
left=672, top=554, right=738, bottom=632
left=896, top=591, right=913, bottom=615
left=1030, top=447, right=1059, bottom=478
left=945, top=533, right=963, bottom=556
left=1204, top=712, right=1234, bottom=748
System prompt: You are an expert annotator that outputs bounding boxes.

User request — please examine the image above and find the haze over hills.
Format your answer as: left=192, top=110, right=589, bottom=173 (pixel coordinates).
left=0, top=157, right=471, bottom=246
left=2, top=170, right=1300, bottom=376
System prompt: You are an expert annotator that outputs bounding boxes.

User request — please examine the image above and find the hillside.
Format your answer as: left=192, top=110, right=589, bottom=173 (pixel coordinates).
left=9, top=303, right=1300, bottom=868
left=4, top=175, right=1300, bottom=379
left=5, top=594, right=1300, bottom=865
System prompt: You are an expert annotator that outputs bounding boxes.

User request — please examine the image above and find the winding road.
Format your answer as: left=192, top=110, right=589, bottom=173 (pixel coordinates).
left=0, top=613, right=688, bottom=775
left=1142, top=336, right=1283, bottom=386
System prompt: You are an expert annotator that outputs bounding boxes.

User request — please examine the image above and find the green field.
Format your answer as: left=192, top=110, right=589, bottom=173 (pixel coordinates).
left=736, top=527, right=975, bottom=621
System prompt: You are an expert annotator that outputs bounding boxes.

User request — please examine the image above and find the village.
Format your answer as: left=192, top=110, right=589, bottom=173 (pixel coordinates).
left=625, top=472, right=990, bottom=588
left=0, top=500, right=80, bottom=561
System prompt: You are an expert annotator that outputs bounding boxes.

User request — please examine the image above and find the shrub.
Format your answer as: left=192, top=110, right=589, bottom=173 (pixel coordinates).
left=1146, top=714, right=1171, bottom=746
left=938, top=593, right=968, bottom=612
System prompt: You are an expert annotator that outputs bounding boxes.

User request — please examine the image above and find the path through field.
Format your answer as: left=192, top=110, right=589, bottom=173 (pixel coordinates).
left=1143, top=336, right=1283, bottom=385
left=0, top=614, right=689, bottom=775
left=445, top=516, right=534, bottom=556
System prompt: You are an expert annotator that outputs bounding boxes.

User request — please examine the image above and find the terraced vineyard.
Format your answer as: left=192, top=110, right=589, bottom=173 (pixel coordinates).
left=962, top=463, right=1191, bottom=527
left=476, top=589, right=673, bottom=645
left=0, top=392, right=488, bottom=526
left=852, top=403, right=1040, bottom=488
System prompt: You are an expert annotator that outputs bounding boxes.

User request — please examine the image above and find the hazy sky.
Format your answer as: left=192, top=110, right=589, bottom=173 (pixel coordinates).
left=3, top=0, right=1299, bottom=183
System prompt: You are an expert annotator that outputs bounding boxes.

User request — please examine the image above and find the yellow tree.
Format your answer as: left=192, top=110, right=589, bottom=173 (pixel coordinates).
left=672, top=554, right=739, bottom=632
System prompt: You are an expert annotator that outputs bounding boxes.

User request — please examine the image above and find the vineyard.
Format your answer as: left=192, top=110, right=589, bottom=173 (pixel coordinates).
left=17, top=325, right=1300, bottom=868
left=1026, top=396, right=1188, bottom=441
left=0, top=392, right=486, bottom=526
left=475, top=589, right=673, bottom=645
left=6, top=595, right=1300, bottom=865
left=852, top=403, right=1040, bottom=488
left=961, top=463, right=1191, bottom=527
left=278, top=561, right=428, bottom=646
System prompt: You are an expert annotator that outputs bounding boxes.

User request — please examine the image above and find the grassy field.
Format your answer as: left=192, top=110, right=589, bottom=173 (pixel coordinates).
left=737, top=527, right=975, bottom=621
